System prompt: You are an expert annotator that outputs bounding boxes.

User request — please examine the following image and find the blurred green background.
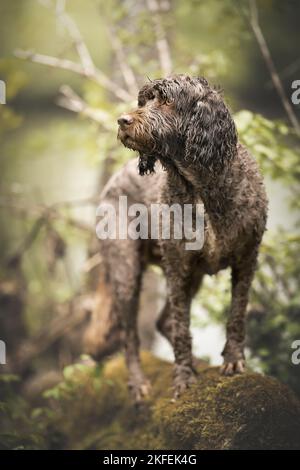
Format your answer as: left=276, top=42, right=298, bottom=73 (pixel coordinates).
left=0, top=0, right=300, bottom=449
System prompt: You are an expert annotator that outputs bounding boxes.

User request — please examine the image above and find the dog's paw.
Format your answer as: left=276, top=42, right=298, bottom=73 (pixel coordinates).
left=220, top=359, right=245, bottom=376
left=128, top=377, right=151, bottom=404
left=172, top=368, right=197, bottom=402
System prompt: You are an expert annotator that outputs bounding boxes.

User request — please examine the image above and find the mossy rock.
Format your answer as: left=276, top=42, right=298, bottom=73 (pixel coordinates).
left=42, top=352, right=300, bottom=450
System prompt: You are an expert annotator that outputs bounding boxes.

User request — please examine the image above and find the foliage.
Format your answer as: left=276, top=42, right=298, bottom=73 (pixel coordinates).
left=247, top=232, right=300, bottom=395
left=0, top=374, right=45, bottom=449
left=236, top=110, right=300, bottom=185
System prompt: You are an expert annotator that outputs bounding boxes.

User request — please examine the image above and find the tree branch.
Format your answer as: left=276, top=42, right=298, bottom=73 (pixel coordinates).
left=106, top=25, right=139, bottom=96
left=55, top=0, right=95, bottom=76
left=0, top=198, right=94, bottom=234
left=146, top=0, right=173, bottom=77
left=14, top=48, right=83, bottom=74
left=56, top=85, right=114, bottom=130
left=14, top=48, right=132, bottom=102
left=265, top=58, right=300, bottom=89
left=0, top=197, right=94, bottom=269
left=15, top=293, right=96, bottom=369
left=248, top=0, right=300, bottom=135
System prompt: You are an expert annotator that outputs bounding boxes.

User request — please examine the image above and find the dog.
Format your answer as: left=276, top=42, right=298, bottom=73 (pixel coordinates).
left=93, top=75, right=268, bottom=402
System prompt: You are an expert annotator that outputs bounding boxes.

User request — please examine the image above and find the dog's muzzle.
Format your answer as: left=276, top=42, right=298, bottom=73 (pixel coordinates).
left=117, top=114, right=134, bottom=128
left=117, top=114, right=137, bottom=149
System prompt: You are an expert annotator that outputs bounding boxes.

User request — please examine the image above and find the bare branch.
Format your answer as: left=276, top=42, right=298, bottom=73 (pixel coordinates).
left=0, top=192, right=100, bottom=267
left=265, top=58, right=300, bottom=89
left=0, top=198, right=94, bottom=233
left=17, top=1, right=136, bottom=102
left=248, top=0, right=300, bottom=135
left=15, top=48, right=132, bottom=102
left=146, top=0, right=173, bottom=76
left=57, top=85, right=114, bottom=130
left=106, top=25, right=139, bottom=96
left=51, top=194, right=99, bottom=209
left=14, top=48, right=83, bottom=73
left=55, top=0, right=95, bottom=75
left=82, top=252, right=102, bottom=273
left=5, top=215, right=47, bottom=268
left=15, top=293, right=96, bottom=369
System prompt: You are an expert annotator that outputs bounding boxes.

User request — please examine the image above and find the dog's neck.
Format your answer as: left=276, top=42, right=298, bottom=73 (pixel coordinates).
left=163, top=150, right=242, bottom=233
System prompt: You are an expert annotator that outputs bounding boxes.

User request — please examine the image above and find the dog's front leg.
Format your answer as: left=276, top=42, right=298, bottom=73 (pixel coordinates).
left=221, top=252, right=258, bottom=375
left=166, top=271, right=197, bottom=399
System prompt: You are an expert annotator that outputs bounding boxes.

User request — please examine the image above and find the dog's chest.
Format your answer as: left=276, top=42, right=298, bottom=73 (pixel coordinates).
left=200, top=216, right=231, bottom=274
left=177, top=202, right=233, bottom=275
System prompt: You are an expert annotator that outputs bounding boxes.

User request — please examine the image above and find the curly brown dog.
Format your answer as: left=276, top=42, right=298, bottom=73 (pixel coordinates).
left=92, top=75, right=268, bottom=402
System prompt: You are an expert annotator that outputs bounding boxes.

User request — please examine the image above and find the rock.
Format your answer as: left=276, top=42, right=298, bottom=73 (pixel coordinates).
left=43, top=352, right=300, bottom=450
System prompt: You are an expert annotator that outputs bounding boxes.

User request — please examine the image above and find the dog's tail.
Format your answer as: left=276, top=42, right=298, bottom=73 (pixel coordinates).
left=83, top=271, right=122, bottom=360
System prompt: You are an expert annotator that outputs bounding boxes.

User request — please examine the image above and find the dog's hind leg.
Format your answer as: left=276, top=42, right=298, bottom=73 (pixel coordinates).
left=83, top=271, right=122, bottom=360
left=103, top=239, right=150, bottom=403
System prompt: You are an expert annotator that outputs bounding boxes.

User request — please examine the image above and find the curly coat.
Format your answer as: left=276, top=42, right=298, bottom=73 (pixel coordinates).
left=91, top=75, right=268, bottom=402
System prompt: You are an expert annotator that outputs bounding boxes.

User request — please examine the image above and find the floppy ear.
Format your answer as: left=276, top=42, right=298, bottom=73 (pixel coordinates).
left=185, top=93, right=237, bottom=172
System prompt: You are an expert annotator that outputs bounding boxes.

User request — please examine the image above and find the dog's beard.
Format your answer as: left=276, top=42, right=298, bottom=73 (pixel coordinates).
left=138, top=153, right=157, bottom=175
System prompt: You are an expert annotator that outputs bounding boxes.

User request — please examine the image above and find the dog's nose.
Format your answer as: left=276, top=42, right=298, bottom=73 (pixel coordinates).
left=117, top=114, right=134, bottom=127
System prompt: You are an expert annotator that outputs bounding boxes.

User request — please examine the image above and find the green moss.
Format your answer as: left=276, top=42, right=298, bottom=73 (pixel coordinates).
left=40, top=352, right=300, bottom=450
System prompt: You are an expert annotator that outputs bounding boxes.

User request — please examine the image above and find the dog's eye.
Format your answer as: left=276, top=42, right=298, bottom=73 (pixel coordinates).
left=138, top=95, right=155, bottom=107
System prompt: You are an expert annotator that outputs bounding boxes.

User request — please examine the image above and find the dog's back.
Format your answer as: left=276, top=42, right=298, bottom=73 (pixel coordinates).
left=100, top=157, right=166, bottom=208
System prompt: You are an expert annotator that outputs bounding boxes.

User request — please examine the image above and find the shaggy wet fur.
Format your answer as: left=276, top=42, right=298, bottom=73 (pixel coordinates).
left=94, top=75, right=268, bottom=402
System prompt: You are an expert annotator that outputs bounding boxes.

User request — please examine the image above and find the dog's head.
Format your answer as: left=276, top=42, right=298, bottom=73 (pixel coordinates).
left=117, top=75, right=237, bottom=175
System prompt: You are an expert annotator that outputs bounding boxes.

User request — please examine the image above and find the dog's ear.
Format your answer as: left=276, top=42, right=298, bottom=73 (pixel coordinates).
left=185, top=93, right=237, bottom=172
